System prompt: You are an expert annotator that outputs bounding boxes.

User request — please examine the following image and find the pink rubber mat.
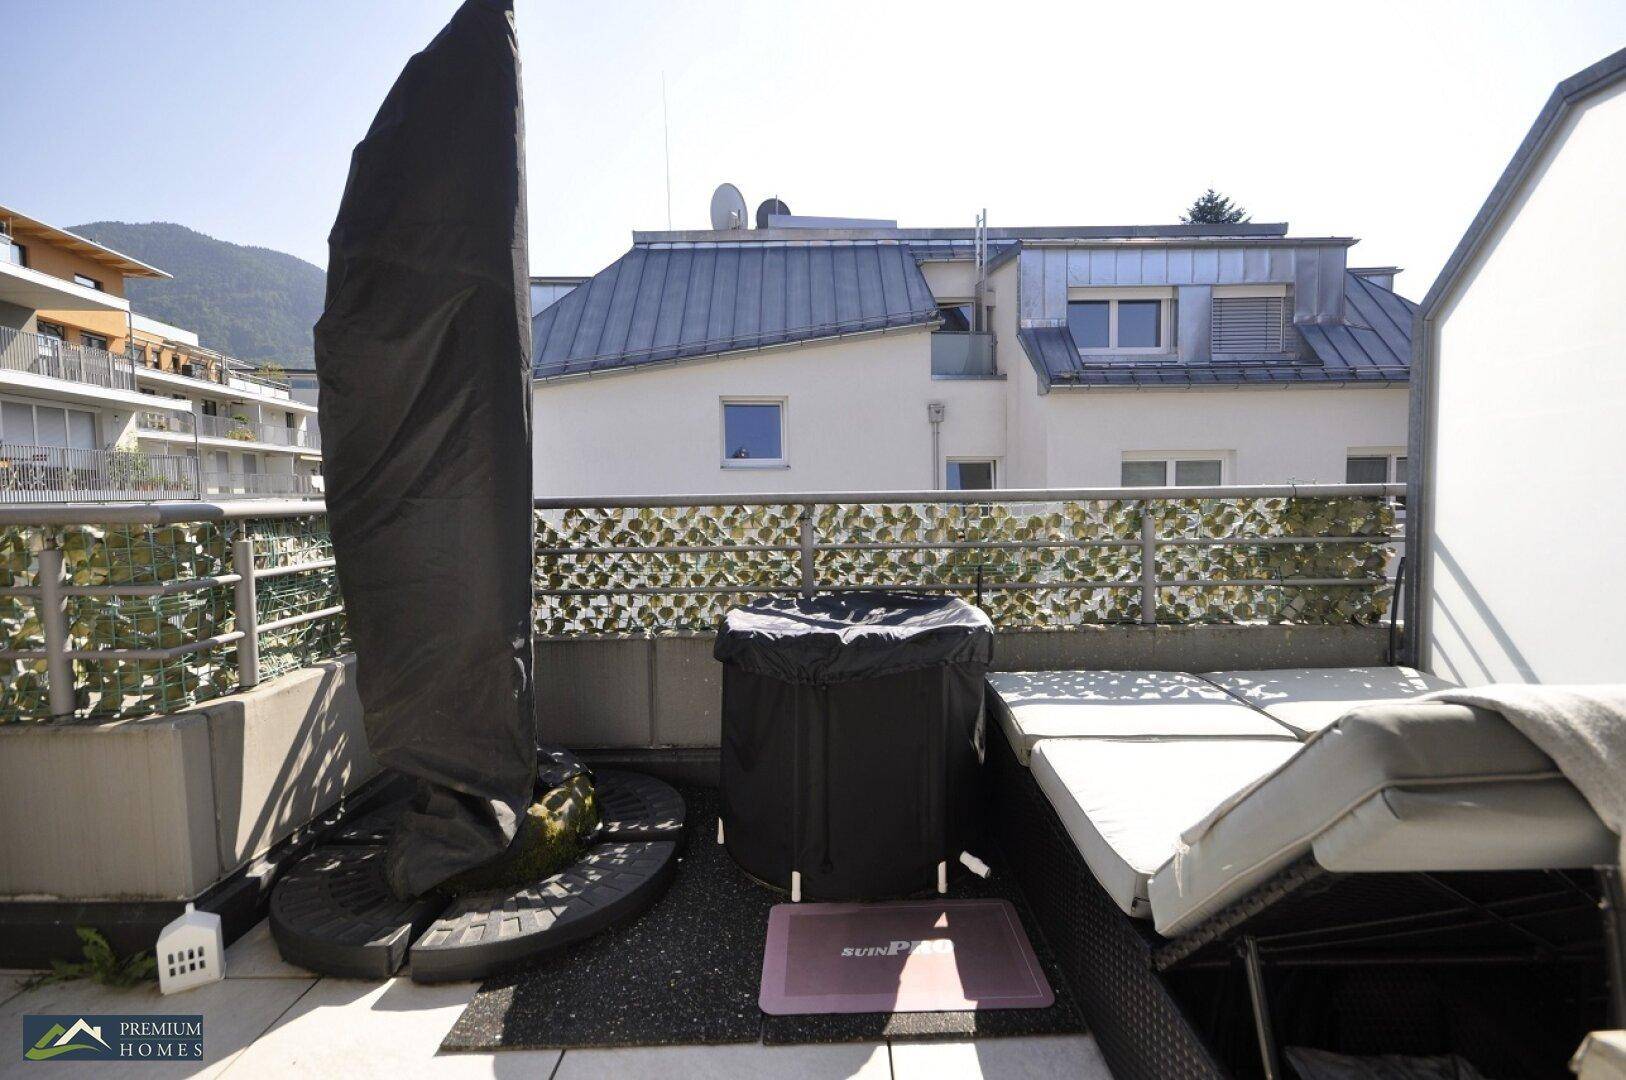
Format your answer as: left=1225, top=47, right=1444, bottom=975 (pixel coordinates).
left=758, top=899, right=1054, bottom=1015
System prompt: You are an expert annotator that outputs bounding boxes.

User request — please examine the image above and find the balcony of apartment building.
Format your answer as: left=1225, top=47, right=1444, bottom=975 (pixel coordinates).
left=0, top=207, right=175, bottom=410
left=135, top=406, right=322, bottom=454
left=130, top=342, right=305, bottom=407
left=0, top=480, right=1616, bottom=1079
left=930, top=301, right=999, bottom=379
left=0, top=322, right=188, bottom=414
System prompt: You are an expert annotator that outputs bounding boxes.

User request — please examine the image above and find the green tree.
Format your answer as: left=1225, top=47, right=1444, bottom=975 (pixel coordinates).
left=1181, top=189, right=1249, bottom=224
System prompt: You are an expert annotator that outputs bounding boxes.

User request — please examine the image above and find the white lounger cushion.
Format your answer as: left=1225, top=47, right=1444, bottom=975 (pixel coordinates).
left=1312, top=779, right=1618, bottom=873
left=1202, top=666, right=1455, bottom=737
left=1146, top=700, right=1596, bottom=937
left=1029, top=737, right=1301, bottom=918
left=987, top=670, right=1297, bottom=765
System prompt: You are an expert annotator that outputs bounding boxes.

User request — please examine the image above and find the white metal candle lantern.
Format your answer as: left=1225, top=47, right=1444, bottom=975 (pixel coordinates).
left=156, top=903, right=224, bottom=994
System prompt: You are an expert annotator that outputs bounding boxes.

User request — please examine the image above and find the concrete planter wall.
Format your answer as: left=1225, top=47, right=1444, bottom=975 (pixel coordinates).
left=0, top=624, right=1387, bottom=907
left=536, top=624, right=1391, bottom=749
left=0, top=657, right=374, bottom=903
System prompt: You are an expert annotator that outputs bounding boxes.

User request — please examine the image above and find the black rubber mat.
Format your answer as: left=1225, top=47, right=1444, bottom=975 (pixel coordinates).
left=409, top=840, right=679, bottom=984
left=593, top=770, right=687, bottom=843
left=269, top=845, right=447, bottom=979
left=442, top=787, right=1087, bottom=1051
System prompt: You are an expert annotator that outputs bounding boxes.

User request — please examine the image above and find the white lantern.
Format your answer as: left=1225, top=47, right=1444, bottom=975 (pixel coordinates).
left=156, top=903, right=224, bottom=994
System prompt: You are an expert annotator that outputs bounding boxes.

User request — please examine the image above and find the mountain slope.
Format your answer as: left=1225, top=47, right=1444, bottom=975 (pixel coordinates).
left=70, top=221, right=324, bottom=366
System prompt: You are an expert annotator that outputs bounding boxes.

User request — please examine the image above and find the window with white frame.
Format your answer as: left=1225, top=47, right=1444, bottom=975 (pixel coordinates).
left=1120, top=454, right=1226, bottom=487
left=1345, top=451, right=1406, bottom=484
left=1067, top=290, right=1172, bottom=353
left=946, top=459, right=996, bottom=491
left=721, top=399, right=786, bottom=467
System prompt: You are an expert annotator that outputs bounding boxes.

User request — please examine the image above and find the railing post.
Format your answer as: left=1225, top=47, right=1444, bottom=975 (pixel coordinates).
left=39, top=545, right=76, bottom=720
left=233, top=536, right=260, bottom=689
left=1139, top=501, right=1158, bottom=626
left=798, top=503, right=816, bottom=598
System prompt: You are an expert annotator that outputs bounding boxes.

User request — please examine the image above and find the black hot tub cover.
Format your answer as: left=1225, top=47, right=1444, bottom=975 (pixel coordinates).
left=714, top=592, right=994, bottom=685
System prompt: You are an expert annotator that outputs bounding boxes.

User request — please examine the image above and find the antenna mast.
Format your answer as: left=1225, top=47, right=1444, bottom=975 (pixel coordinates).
left=973, top=208, right=988, bottom=331
left=661, top=73, right=673, bottom=229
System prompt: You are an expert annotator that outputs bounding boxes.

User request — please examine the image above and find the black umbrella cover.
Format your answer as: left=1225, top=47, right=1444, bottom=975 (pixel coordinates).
left=314, top=0, right=537, bottom=899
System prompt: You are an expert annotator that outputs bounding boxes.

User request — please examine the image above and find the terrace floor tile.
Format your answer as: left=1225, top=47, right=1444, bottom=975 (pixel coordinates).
left=220, top=976, right=564, bottom=1079
left=0, top=971, right=315, bottom=1080
left=889, top=1034, right=1113, bottom=1079
left=552, top=1041, right=893, bottom=1080
left=223, top=919, right=310, bottom=979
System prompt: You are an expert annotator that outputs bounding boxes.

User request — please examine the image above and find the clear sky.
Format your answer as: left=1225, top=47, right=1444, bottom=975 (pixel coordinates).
left=5, top=1, right=1624, bottom=299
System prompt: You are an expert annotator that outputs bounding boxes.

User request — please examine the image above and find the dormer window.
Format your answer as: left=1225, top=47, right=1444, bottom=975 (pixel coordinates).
left=1067, top=289, right=1172, bottom=353
left=1211, top=286, right=1288, bottom=353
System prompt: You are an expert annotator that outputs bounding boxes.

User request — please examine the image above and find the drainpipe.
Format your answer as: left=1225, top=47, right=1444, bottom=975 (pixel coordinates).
left=927, top=401, right=945, bottom=489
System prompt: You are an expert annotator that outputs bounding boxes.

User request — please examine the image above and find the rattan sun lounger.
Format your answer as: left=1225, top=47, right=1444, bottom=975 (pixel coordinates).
left=988, top=668, right=1622, bottom=1080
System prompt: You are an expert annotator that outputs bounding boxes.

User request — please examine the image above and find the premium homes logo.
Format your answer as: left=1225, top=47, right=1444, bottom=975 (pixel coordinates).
left=23, top=1015, right=203, bottom=1063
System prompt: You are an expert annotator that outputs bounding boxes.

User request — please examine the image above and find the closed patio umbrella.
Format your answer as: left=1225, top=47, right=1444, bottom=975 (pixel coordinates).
left=314, top=0, right=537, bottom=899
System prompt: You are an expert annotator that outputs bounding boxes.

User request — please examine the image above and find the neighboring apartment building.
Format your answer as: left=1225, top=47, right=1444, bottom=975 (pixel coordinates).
left=0, top=203, right=320, bottom=501
left=529, top=212, right=1414, bottom=497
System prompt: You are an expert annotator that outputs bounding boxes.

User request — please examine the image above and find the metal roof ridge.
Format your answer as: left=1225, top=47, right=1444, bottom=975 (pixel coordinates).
left=632, top=222, right=1291, bottom=244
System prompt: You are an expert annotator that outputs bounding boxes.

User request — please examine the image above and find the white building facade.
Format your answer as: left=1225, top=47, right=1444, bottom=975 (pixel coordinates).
left=0, top=203, right=320, bottom=502
left=531, top=220, right=1413, bottom=497
left=1408, top=49, right=1626, bottom=685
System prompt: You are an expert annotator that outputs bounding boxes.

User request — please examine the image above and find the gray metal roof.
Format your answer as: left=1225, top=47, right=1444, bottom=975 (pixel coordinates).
left=532, top=242, right=939, bottom=379
left=1021, top=271, right=1415, bottom=388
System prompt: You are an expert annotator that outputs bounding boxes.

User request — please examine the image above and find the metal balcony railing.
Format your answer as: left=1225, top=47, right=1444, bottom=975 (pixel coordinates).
left=0, top=484, right=1402, bottom=722
left=136, top=356, right=293, bottom=401
left=931, top=331, right=998, bottom=378
left=0, top=326, right=138, bottom=392
left=201, top=470, right=322, bottom=498
left=536, top=484, right=1402, bottom=635
left=0, top=503, right=342, bottom=720
left=0, top=443, right=198, bottom=504
left=142, top=411, right=321, bottom=450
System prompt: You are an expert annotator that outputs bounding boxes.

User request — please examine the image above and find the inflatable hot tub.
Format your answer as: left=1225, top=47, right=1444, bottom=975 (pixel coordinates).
left=714, top=592, right=994, bottom=901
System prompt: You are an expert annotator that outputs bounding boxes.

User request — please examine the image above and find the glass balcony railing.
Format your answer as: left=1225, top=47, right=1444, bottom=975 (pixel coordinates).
left=931, top=331, right=998, bottom=378
left=200, top=470, right=322, bottom=498
left=136, top=410, right=321, bottom=451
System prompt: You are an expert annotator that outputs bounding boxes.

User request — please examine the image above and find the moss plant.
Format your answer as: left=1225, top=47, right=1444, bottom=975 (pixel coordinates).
left=436, top=774, right=599, bottom=897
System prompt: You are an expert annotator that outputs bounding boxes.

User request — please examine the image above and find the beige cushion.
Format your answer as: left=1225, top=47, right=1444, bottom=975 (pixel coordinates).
left=1313, top=779, right=1618, bottom=872
left=987, top=670, right=1297, bottom=766
left=1029, top=737, right=1301, bottom=918
left=1201, top=666, right=1455, bottom=737
left=1146, top=700, right=1578, bottom=937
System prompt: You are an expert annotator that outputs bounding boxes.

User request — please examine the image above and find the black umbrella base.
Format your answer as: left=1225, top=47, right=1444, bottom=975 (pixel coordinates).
left=269, top=845, right=445, bottom=980
left=409, top=840, right=678, bottom=983
left=593, top=769, right=688, bottom=845
left=268, top=770, right=686, bottom=981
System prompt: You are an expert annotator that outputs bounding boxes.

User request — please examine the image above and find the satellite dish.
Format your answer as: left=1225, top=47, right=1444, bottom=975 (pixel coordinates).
left=756, top=198, right=791, bottom=228
left=710, top=183, right=748, bottom=230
